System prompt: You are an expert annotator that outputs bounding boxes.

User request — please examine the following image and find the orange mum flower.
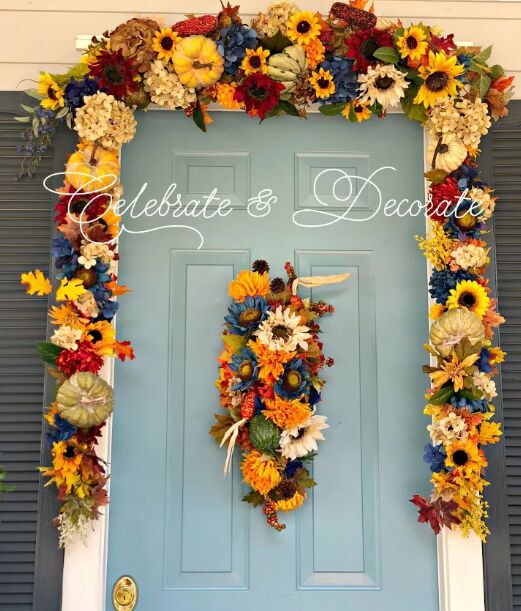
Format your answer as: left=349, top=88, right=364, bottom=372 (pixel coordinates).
left=241, top=450, right=281, bottom=495
left=248, top=340, right=295, bottom=382
left=304, top=38, right=325, bottom=69
left=228, top=270, right=270, bottom=302
left=263, top=396, right=312, bottom=429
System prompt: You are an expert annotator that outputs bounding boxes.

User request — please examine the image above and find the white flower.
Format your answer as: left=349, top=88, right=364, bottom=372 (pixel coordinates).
left=50, top=325, right=83, bottom=350
left=254, top=306, right=311, bottom=352
left=427, top=97, right=491, bottom=149
left=74, top=291, right=100, bottom=319
left=74, top=92, right=136, bottom=148
left=226, top=376, right=243, bottom=407
left=251, top=1, right=298, bottom=37
left=57, top=511, right=91, bottom=549
left=357, top=64, right=409, bottom=109
left=473, top=371, right=497, bottom=400
left=427, top=412, right=468, bottom=445
left=452, top=243, right=488, bottom=270
left=280, top=415, right=329, bottom=460
left=469, top=187, right=495, bottom=221
left=143, top=60, right=196, bottom=109
left=78, top=242, right=115, bottom=269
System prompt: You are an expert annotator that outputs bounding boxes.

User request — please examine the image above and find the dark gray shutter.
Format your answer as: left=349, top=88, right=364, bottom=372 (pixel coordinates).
left=482, top=99, right=521, bottom=611
left=0, top=92, right=64, bottom=610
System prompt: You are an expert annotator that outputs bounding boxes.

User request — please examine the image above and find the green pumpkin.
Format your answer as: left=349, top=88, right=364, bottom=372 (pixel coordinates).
left=56, top=372, right=113, bottom=429
left=249, top=414, right=281, bottom=454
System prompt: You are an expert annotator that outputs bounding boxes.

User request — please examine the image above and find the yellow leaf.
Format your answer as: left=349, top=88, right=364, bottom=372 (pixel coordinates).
left=20, top=269, right=52, bottom=296
left=56, top=278, right=86, bottom=302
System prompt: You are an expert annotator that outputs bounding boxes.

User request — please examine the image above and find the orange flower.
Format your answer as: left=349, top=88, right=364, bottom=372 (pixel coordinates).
left=241, top=450, right=281, bottom=495
left=263, top=396, right=312, bottom=429
left=228, top=270, right=270, bottom=302
left=48, top=304, right=88, bottom=329
left=248, top=340, right=295, bottom=382
left=482, top=299, right=505, bottom=339
left=304, top=38, right=325, bottom=69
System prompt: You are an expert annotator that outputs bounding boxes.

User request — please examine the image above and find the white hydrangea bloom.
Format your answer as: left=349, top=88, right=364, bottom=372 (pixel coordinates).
left=452, top=243, right=488, bottom=270
left=50, top=325, right=83, bottom=350
left=473, top=371, right=497, bottom=400
left=469, top=186, right=496, bottom=221
left=143, top=60, right=196, bottom=109
left=251, top=1, right=298, bottom=37
left=427, top=97, right=492, bottom=149
left=74, top=92, right=136, bottom=148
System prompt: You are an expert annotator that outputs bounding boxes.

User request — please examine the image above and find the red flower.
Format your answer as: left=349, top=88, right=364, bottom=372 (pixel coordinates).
left=56, top=342, right=104, bottom=377
left=88, top=49, right=138, bottom=98
left=345, top=28, right=394, bottom=72
left=55, top=186, right=111, bottom=224
left=234, top=74, right=285, bottom=120
left=427, top=177, right=461, bottom=222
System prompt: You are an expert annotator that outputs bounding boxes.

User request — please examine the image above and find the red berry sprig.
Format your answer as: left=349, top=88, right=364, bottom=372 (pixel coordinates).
left=263, top=501, right=286, bottom=532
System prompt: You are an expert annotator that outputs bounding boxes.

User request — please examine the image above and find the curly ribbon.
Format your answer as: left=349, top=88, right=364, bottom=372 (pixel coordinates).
left=221, top=418, right=248, bottom=476
left=292, top=273, right=351, bottom=296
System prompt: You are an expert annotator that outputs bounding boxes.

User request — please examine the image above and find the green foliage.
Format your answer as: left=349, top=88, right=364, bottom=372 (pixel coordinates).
left=193, top=103, right=207, bottom=132
left=242, top=490, right=265, bottom=507
left=429, top=384, right=455, bottom=406
left=373, top=46, right=400, bottom=64
left=37, top=341, right=63, bottom=365
left=401, top=86, right=427, bottom=123
left=318, top=102, right=345, bottom=116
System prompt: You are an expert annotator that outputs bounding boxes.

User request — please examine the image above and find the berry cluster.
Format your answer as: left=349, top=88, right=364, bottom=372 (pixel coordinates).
left=263, top=501, right=286, bottom=531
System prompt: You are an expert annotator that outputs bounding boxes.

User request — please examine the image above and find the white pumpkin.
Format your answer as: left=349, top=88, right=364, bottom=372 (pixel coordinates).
left=428, top=134, right=467, bottom=173
left=430, top=308, right=485, bottom=356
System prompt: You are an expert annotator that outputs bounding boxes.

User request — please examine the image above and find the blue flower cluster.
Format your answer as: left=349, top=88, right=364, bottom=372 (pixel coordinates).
left=318, top=56, right=358, bottom=104
left=429, top=269, right=477, bottom=304
left=423, top=443, right=447, bottom=473
left=64, top=76, right=101, bottom=112
left=217, top=24, right=258, bottom=75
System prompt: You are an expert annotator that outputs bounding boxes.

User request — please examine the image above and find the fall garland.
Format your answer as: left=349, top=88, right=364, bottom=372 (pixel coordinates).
left=16, top=0, right=513, bottom=545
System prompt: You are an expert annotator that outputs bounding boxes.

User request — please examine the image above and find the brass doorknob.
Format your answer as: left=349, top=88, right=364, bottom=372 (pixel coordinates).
left=112, top=576, right=138, bottom=611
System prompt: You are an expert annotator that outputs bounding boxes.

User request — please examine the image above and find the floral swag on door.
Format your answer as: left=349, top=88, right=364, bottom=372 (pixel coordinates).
left=17, top=0, right=513, bottom=546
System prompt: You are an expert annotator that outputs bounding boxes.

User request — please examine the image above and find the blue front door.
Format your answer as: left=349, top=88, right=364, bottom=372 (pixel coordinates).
left=106, top=111, right=438, bottom=610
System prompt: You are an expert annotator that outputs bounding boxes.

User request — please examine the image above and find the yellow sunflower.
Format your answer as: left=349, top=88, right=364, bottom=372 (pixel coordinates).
left=152, top=27, right=180, bottom=62
left=414, top=51, right=464, bottom=108
left=445, top=439, right=487, bottom=473
left=343, top=100, right=372, bottom=122
left=446, top=280, right=491, bottom=319
left=396, top=25, right=429, bottom=62
left=275, top=491, right=306, bottom=512
left=38, top=72, right=65, bottom=110
left=228, top=270, right=270, bottom=302
left=286, top=11, right=321, bottom=46
left=215, top=82, right=244, bottom=109
left=40, top=440, right=83, bottom=493
left=263, top=396, right=312, bottom=429
left=241, top=47, right=270, bottom=75
left=85, top=320, right=117, bottom=356
left=309, top=68, right=336, bottom=100
left=241, top=450, right=281, bottom=496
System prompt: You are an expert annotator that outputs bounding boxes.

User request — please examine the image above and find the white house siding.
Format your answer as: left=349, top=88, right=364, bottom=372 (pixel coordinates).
left=0, top=0, right=520, bottom=97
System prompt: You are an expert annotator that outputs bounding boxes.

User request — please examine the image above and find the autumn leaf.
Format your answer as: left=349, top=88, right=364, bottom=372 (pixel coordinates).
left=114, top=340, right=135, bottom=361
left=105, top=277, right=130, bottom=296
left=56, top=278, right=86, bottom=301
left=242, top=490, right=265, bottom=507
left=209, top=413, right=235, bottom=444
left=20, top=269, right=52, bottom=296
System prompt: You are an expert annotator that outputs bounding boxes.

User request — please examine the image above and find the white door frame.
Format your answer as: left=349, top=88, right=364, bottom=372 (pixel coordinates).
left=58, top=110, right=486, bottom=611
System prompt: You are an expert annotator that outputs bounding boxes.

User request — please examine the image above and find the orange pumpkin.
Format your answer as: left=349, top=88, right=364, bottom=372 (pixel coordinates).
left=65, top=143, right=120, bottom=192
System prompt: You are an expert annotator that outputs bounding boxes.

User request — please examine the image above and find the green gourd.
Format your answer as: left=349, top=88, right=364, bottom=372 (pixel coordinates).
left=56, top=372, right=113, bottom=428
left=430, top=308, right=485, bottom=357
left=267, top=45, right=308, bottom=95
left=249, top=414, right=281, bottom=454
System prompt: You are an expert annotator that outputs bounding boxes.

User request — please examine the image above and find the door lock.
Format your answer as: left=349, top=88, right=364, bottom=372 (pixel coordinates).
left=112, top=575, right=138, bottom=611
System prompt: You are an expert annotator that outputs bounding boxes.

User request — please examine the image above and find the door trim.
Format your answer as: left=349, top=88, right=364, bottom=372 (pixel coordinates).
left=60, top=110, right=485, bottom=611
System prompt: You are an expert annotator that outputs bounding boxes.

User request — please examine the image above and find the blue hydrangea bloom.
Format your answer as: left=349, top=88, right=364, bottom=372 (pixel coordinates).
left=217, top=24, right=258, bottom=75
left=423, top=443, right=447, bottom=473
left=225, top=296, right=269, bottom=335
left=456, top=53, right=472, bottom=83
left=318, top=56, right=358, bottom=103
left=96, top=294, right=119, bottom=321
left=52, top=237, right=79, bottom=278
left=450, top=394, right=489, bottom=413
left=230, top=347, right=259, bottom=391
left=309, top=386, right=321, bottom=406
left=285, top=460, right=304, bottom=478
left=429, top=269, right=477, bottom=304
left=47, top=413, right=77, bottom=444
left=274, top=358, right=310, bottom=399
left=477, top=348, right=493, bottom=374
left=452, top=163, right=482, bottom=191
left=64, top=76, right=101, bottom=112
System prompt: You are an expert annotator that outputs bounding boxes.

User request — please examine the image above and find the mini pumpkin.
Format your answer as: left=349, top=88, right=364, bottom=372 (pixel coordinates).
left=172, top=35, right=224, bottom=89
left=428, top=134, right=467, bottom=173
left=249, top=414, right=281, bottom=454
left=430, top=308, right=485, bottom=356
left=65, top=143, right=120, bottom=193
left=56, top=371, right=113, bottom=428
left=267, top=44, right=308, bottom=95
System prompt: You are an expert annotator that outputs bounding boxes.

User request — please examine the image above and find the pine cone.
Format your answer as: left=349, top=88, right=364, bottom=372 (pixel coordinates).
left=270, top=277, right=286, bottom=294
left=252, top=259, right=270, bottom=274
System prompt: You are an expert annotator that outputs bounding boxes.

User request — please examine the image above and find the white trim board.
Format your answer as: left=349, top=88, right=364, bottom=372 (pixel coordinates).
left=59, top=111, right=485, bottom=611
